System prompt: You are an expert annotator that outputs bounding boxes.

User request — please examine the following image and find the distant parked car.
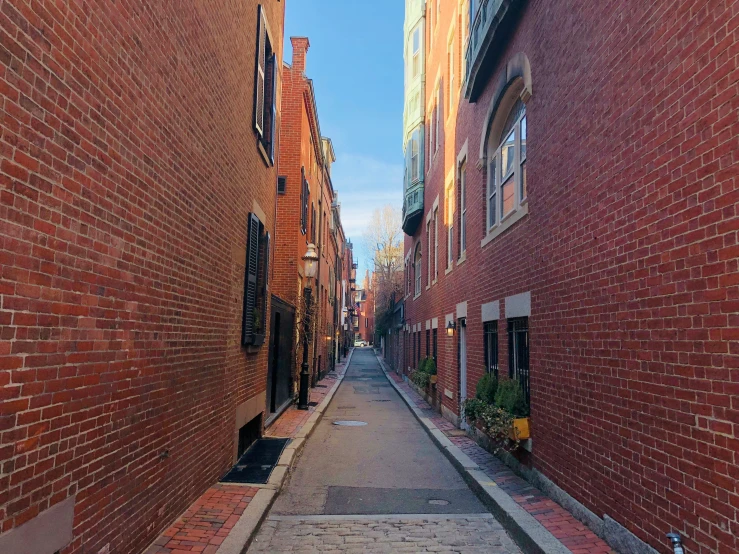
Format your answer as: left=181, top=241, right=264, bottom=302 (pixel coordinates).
left=354, top=340, right=367, bottom=347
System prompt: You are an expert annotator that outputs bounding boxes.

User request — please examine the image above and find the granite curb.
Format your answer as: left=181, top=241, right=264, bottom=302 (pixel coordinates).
left=375, top=354, right=571, bottom=554
left=214, top=348, right=354, bottom=554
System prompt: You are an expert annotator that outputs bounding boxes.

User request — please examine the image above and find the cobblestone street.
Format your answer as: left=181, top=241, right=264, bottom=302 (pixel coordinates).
left=250, top=514, right=521, bottom=553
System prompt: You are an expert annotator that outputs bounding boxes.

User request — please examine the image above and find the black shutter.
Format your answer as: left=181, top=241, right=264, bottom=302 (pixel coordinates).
left=242, top=213, right=260, bottom=346
left=254, top=6, right=266, bottom=136
left=268, top=53, right=277, bottom=162
left=261, top=232, right=270, bottom=318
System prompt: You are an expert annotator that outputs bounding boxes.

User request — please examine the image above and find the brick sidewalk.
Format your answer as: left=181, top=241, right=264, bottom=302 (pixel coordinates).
left=146, top=352, right=353, bottom=554
left=385, top=370, right=615, bottom=554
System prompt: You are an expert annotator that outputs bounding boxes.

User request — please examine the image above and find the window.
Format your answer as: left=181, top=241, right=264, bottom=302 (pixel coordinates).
left=508, top=317, right=530, bottom=404
left=412, top=27, right=421, bottom=78
left=414, top=242, right=422, bottom=296
left=484, top=321, right=498, bottom=378
left=242, top=213, right=270, bottom=346
left=411, top=129, right=420, bottom=182
left=429, top=111, right=434, bottom=158
left=277, top=175, right=286, bottom=194
left=448, top=40, right=454, bottom=113
left=426, top=329, right=430, bottom=357
left=435, top=89, right=441, bottom=150
left=447, top=187, right=454, bottom=267
left=459, top=161, right=467, bottom=254
left=432, top=328, right=437, bottom=365
left=426, top=220, right=432, bottom=287
left=254, top=5, right=276, bottom=163
left=417, top=331, right=421, bottom=366
left=300, top=169, right=309, bottom=234
left=311, top=204, right=316, bottom=243
left=433, top=207, right=438, bottom=280
left=487, top=99, right=527, bottom=230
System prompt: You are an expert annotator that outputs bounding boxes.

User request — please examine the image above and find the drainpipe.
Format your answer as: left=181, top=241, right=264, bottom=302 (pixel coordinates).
left=666, top=533, right=685, bottom=554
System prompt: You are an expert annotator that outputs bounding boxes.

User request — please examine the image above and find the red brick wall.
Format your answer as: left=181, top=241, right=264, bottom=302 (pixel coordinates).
left=0, top=1, right=284, bottom=552
left=405, top=1, right=738, bottom=553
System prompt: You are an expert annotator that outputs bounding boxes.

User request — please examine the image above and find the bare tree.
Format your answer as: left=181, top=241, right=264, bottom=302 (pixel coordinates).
left=361, top=205, right=403, bottom=334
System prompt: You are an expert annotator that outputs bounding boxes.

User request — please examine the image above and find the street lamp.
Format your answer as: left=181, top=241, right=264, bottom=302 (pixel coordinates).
left=298, top=244, right=319, bottom=410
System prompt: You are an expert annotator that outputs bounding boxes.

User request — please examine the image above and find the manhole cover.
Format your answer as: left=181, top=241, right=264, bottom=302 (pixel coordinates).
left=428, top=499, right=449, bottom=505
left=333, top=421, right=368, bottom=426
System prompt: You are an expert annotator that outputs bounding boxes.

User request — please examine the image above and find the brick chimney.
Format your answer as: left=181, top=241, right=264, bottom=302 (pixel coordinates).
left=291, top=37, right=310, bottom=74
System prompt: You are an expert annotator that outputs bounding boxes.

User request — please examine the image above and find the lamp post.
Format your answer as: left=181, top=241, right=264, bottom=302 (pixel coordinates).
left=299, top=244, right=319, bottom=410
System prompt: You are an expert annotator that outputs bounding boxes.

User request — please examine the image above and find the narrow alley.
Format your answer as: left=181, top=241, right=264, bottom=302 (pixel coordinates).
left=248, top=348, right=521, bottom=553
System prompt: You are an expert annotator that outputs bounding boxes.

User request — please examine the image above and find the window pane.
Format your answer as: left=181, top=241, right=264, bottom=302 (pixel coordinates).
left=488, top=159, right=496, bottom=227
left=501, top=131, right=515, bottom=177
left=520, top=116, right=527, bottom=160
left=502, top=176, right=514, bottom=217
left=413, top=28, right=420, bottom=53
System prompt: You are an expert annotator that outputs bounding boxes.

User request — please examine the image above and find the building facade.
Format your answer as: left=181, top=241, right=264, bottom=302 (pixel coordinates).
left=403, top=1, right=739, bottom=554
left=273, top=38, right=347, bottom=397
left=0, top=1, right=284, bottom=553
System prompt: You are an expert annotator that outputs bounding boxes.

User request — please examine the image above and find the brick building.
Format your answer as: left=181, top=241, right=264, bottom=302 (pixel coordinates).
left=273, top=37, right=347, bottom=397
left=402, top=1, right=739, bottom=554
left=0, top=1, right=285, bottom=553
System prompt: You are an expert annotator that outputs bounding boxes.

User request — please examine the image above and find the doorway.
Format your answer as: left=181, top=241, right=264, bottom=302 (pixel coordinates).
left=266, top=296, right=295, bottom=421
left=458, top=319, right=468, bottom=430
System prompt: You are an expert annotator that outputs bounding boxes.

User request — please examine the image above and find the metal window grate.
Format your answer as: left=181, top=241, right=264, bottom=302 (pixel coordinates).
left=484, top=321, right=498, bottom=378
left=507, top=317, right=529, bottom=404
left=277, top=176, right=286, bottom=194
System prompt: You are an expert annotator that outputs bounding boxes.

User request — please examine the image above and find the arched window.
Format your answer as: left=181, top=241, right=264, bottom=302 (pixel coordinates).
left=486, top=96, right=527, bottom=230
left=414, top=242, right=422, bottom=296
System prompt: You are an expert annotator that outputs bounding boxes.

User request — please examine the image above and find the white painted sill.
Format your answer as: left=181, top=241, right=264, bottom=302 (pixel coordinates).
left=480, top=203, right=529, bottom=249
left=457, top=252, right=467, bottom=266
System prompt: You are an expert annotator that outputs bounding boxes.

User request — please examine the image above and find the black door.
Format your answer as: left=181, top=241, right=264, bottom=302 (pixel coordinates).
left=266, top=296, right=295, bottom=415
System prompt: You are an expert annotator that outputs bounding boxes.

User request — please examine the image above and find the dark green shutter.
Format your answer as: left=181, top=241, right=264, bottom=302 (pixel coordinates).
left=242, top=213, right=260, bottom=345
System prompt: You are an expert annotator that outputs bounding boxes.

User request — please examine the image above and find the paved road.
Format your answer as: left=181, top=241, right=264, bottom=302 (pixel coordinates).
left=248, top=348, right=521, bottom=553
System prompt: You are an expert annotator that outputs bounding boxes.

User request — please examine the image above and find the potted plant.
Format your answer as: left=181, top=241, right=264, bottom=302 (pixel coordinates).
left=426, top=358, right=438, bottom=385
left=494, top=379, right=530, bottom=440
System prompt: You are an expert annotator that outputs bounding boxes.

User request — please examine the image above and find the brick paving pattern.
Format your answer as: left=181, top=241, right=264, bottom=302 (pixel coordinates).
left=250, top=515, right=523, bottom=553
left=146, top=353, right=352, bottom=553
left=145, top=484, right=259, bottom=554
left=385, top=370, right=615, bottom=554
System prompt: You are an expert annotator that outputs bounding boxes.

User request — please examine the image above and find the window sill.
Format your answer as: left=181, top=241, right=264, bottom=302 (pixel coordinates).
left=457, top=251, right=467, bottom=266
left=426, top=284, right=431, bottom=291
left=414, top=292, right=422, bottom=301
left=481, top=203, right=528, bottom=249
left=432, top=279, right=438, bottom=286
left=445, top=264, right=453, bottom=276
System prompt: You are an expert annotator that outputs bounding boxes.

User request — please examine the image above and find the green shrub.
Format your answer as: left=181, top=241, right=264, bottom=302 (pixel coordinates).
left=475, top=373, right=497, bottom=405
left=462, top=398, right=516, bottom=452
left=416, top=358, right=427, bottom=374
left=494, top=379, right=529, bottom=417
left=425, top=357, right=437, bottom=376
left=410, top=369, right=430, bottom=388
left=462, top=398, right=486, bottom=424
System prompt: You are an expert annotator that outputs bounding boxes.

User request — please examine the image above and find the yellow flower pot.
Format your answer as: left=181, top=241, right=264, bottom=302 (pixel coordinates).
left=430, top=375, right=438, bottom=385
left=510, top=418, right=530, bottom=440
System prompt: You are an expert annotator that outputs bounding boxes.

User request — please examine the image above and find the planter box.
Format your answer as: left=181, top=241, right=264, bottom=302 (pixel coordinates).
left=510, top=417, right=530, bottom=440
left=430, top=375, right=437, bottom=385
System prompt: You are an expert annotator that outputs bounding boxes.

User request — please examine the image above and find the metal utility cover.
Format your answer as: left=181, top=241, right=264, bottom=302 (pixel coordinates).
left=332, top=420, right=368, bottom=426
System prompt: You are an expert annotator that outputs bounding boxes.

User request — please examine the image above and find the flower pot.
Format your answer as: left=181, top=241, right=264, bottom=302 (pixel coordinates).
left=430, top=375, right=437, bottom=385
left=510, top=417, right=530, bottom=440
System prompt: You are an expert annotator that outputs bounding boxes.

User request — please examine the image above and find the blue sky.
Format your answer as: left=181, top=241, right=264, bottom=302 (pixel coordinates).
left=284, top=0, right=404, bottom=278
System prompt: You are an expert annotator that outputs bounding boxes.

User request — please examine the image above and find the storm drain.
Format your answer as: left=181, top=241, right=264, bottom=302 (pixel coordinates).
left=220, top=438, right=289, bottom=484
left=332, top=421, right=368, bottom=426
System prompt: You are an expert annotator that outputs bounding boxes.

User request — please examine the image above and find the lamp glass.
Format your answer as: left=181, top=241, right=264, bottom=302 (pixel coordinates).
left=303, top=243, right=318, bottom=279
left=446, top=321, right=455, bottom=336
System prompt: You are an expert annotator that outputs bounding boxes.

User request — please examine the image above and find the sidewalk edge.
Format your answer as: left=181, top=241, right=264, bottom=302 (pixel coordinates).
left=216, top=348, right=354, bottom=554
left=376, top=353, right=570, bottom=554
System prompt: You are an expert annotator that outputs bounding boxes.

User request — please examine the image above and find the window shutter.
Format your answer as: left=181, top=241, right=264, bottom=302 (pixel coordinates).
left=277, top=176, right=286, bottom=194
left=261, top=231, right=270, bottom=321
left=268, top=53, right=277, bottom=162
left=242, top=213, right=260, bottom=345
left=254, top=6, right=266, bottom=137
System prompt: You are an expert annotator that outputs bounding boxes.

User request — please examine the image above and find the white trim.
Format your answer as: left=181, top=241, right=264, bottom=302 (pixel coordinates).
left=431, top=317, right=439, bottom=329
left=481, top=301, right=500, bottom=322
left=445, top=313, right=454, bottom=328
left=505, top=292, right=531, bottom=318
left=425, top=320, right=431, bottom=330
left=480, top=203, right=528, bottom=248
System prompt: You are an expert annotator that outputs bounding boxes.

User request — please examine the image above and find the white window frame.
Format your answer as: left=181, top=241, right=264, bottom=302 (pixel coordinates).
left=446, top=185, right=454, bottom=268
left=426, top=220, right=432, bottom=288
left=448, top=39, right=454, bottom=115
left=459, top=159, right=467, bottom=255
left=411, top=129, right=420, bottom=182
left=414, top=243, right=422, bottom=297
left=486, top=102, right=527, bottom=232
left=435, top=89, right=441, bottom=152
left=412, top=26, right=421, bottom=79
